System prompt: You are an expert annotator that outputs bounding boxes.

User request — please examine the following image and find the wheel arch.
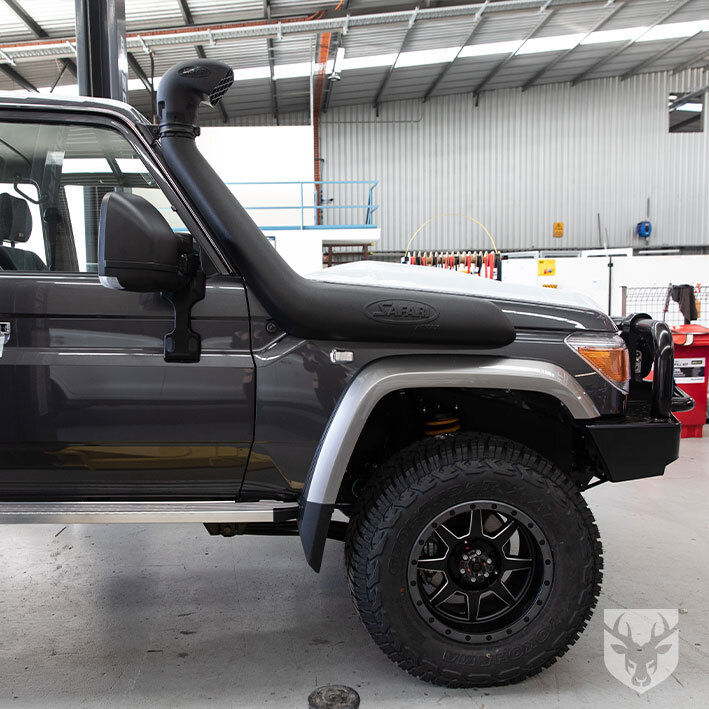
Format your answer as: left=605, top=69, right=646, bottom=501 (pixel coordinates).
left=299, top=355, right=600, bottom=571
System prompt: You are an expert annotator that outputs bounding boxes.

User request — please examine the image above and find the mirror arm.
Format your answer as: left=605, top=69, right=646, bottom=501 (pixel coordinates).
left=161, top=253, right=206, bottom=363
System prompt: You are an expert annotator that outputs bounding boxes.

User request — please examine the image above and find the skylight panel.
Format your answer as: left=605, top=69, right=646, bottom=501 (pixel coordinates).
left=273, top=62, right=311, bottom=80
left=638, top=20, right=709, bottom=42
left=340, top=53, right=398, bottom=71
left=517, top=33, right=586, bottom=55
left=582, top=26, right=648, bottom=45
left=459, top=40, right=525, bottom=58
left=395, top=46, right=460, bottom=68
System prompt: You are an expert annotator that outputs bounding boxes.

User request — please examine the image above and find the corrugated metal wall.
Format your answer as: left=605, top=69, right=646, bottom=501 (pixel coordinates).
left=318, top=68, right=709, bottom=253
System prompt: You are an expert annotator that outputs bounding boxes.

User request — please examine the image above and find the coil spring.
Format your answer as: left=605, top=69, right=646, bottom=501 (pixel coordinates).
left=424, top=414, right=461, bottom=436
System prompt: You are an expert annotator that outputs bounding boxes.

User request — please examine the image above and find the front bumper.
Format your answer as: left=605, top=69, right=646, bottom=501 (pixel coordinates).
left=585, top=415, right=680, bottom=482
left=585, top=314, right=693, bottom=483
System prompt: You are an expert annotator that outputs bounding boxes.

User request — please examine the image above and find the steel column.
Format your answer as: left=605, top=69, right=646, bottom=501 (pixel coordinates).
left=75, top=0, right=128, bottom=100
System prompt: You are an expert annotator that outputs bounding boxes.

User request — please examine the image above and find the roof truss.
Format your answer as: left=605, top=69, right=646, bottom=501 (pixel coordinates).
left=570, top=0, right=694, bottom=86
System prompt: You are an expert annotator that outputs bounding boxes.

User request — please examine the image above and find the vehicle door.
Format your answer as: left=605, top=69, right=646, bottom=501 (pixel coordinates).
left=0, top=111, right=253, bottom=500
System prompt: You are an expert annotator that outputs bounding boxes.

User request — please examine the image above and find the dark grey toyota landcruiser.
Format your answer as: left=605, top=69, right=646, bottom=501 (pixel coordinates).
left=0, top=60, right=691, bottom=688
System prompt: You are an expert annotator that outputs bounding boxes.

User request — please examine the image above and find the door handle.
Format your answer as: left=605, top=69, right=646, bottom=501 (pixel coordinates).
left=0, top=322, right=10, bottom=345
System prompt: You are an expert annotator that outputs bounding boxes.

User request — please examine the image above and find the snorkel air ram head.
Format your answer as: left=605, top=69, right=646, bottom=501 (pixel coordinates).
left=156, top=59, right=234, bottom=138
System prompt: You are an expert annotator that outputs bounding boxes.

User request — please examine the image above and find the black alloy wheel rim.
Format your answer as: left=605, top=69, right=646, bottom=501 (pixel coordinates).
left=407, top=500, right=554, bottom=643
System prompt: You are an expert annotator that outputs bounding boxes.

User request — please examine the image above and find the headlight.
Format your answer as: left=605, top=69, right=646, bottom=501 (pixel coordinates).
left=566, top=332, right=630, bottom=393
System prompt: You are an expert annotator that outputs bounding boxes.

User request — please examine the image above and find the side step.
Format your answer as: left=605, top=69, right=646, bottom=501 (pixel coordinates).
left=0, top=501, right=299, bottom=525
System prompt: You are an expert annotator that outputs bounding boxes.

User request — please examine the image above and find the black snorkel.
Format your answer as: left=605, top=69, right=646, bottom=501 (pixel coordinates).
left=155, top=60, right=514, bottom=346
left=157, top=60, right=234, bottom=138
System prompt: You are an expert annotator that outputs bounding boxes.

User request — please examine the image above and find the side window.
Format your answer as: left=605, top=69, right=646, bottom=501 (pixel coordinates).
left=0, top=182, right=44, bottom=269
left=0, top=121, right=191, bottom=273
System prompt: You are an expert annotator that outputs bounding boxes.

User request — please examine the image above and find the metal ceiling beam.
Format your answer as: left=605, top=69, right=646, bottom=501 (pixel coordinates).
left=322, top=2, right=350, bottom=113
left=49, top=58, right=69, bottom=91
left=179, top=0, right=207, bottom=66
left=671, top=46, right=709, bottom=74
left=0, top=63, right=38, bottom=91
left=127, top=51, right=153, bottom=94
left=0, top=0, right=645, bottom=62
left=177, top=0, right=195, bottom=26
left=521, top=1, right=624, bottom=91
left=473, top=4, right=555, bottom=98
left=191, top=47, right=227, bottom=122
left=178, top=0, right=228, bottom=123
left=266, top=40, right=279, bottom=122
left=620, top=31, right=702, bottom=80
left=264, top=1, right=280, bottom=124
left=422, top=2, right=487, bottom=103
left=570, top=0, right=694, bottom=86
left=194, top=45, right=229, bottom=122
left=61, top=58, right=77, bottom=77
left=321, top=33, right=340, bottom=113
left=3, top=0, right=47, bottom=39
left=2, top=0, right=78, bottom=80
left=669, top=86, right=708, bottom=110
left=373, top=6, right=419, bottom=111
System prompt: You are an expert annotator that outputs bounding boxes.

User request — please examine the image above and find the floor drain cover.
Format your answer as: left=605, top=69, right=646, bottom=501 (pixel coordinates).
left=308, top=685, right=360, bottom=709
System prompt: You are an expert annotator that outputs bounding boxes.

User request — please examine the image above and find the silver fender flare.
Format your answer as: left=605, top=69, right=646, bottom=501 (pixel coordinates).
left=299, top=355, right=600, bottom=570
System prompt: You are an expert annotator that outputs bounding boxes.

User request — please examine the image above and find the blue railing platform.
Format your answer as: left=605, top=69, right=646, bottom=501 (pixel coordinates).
left=224, top=180, right=379, bottom=231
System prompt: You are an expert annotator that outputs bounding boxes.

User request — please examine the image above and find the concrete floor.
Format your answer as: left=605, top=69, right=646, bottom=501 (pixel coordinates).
left=0, top=438, right=707, bottom=708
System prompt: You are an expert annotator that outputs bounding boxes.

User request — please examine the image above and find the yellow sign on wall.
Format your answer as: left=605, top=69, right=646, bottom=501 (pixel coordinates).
left=553, top=222, right=564, bottom=238
left=538, top=259, right=556, bottom=276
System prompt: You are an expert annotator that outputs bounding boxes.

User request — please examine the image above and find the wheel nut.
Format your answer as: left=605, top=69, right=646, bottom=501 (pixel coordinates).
left=486, top=558, right=492, bottom=564
left=459, top=567, right=466, bottom=574
left=462, top=554, right=469, bottom=561
left=484, top=572, right=489, bottom=578
left=475, top=549, right=481, bottom=555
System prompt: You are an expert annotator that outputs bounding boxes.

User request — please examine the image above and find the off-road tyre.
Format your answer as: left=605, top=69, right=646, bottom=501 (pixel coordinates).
left=345, top=433, right=603, bottom=687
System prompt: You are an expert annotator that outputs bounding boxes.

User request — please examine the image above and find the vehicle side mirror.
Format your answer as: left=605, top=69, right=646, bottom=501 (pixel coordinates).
left=98, top=191, right=206, bottom=363
left=98, top=191, right=192, bottom=293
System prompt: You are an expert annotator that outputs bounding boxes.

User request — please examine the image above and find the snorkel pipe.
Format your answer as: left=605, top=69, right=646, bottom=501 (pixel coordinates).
left=155, top=60, right=514, bottom=346
left=157, top=60, right=234, bottom=138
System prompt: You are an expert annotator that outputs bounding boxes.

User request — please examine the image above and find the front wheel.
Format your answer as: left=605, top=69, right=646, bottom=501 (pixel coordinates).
left=345, top=434, right=603, bottom=687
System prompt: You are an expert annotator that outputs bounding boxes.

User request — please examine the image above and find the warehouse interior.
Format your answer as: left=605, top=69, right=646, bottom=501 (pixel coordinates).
left=0, top=0, right=708, bottom=707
